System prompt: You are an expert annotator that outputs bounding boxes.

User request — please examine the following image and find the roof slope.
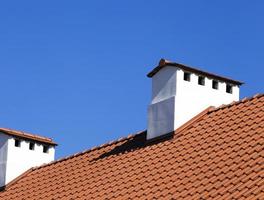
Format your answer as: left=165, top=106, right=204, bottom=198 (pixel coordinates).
left=0, top=94, right=263, bottom=199
left=0, top=127, right=56, bottom=145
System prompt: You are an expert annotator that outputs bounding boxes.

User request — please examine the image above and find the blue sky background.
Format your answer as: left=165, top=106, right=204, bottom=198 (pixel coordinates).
left=0, top=1, right=263, bottom=158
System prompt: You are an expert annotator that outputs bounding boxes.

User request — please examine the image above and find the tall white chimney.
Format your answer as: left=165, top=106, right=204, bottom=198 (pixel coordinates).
left=0, top=128, right=56, bottom=188
left=147, top=59, right=243, bottom=140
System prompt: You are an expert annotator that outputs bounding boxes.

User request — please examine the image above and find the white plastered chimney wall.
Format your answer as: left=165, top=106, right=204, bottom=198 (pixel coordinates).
left=147, top=59, right=241, bottom=140
left=0, top=133, right=55, bottom=187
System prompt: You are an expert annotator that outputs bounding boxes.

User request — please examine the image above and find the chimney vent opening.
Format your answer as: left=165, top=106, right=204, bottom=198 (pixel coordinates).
left=29, top=142, right=35, bottom=150
left=14, top=139, right=21, bottom=147
left=198, top=76, right=205, bottom=86
left=183, top=72, right=191, bottom=82
left=226, top=84, right=233, bottom=94
left=212, top=80, right=219, bottom=90
left=43, top=145, right=49, bottom=153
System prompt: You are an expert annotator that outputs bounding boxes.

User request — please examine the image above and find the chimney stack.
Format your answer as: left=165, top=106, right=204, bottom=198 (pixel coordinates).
left=147, top=59, right=243, bottom=140
left=0, top=128, right=56, bottom=188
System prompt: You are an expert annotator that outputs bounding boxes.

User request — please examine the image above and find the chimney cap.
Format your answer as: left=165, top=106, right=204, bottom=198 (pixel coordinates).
left=147, top=58, right=244, bottom=86
left=0, top=127, right=57, bottom=146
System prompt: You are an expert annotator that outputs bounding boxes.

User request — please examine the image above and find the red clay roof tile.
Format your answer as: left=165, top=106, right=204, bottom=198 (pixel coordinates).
left=0, top=94, right=263, bottom=199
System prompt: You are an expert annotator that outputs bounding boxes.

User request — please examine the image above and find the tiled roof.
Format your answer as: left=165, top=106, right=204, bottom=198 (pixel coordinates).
left=0, top=127, right=57, bottom=145
left=0, top=94, right=263, bottom=199
left=147, top=59, right=244, bottom=85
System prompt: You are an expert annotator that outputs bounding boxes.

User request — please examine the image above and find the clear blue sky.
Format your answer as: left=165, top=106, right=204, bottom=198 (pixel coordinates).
left=0, top=1, right=263, bottom=158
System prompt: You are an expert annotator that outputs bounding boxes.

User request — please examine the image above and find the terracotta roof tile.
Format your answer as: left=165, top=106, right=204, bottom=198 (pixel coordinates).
left=0, top=127, right=56, bottom=145
left=0, top=94, right=263, bottom=199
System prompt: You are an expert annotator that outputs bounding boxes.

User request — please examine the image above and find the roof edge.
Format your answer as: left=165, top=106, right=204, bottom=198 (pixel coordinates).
left=3, top=94, right=262, bottom=187
left=147, top=106, right=214, bottom=144
left=208, top=93, right=264, bottom=113
left=0, top=168, right=34, bottom=191
left=30, top=130, right=146, bottom=172
left=29, top=105, right=219, bottom=172
left=175, top=106, right=214, bottom=134
left=28, top=93, right=264, bottom=172
left=147, top=58, right=244, bottom=85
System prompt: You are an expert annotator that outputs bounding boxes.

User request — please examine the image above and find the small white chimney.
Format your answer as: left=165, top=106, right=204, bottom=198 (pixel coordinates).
left=0, top=128, right=56, bottom=188
left=147, top=59, right=243, bottom=140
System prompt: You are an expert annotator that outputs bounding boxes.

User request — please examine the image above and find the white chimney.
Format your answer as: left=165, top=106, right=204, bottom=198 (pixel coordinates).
left=0, top=128, right=56, bottom=188
left=147, top=59, right=243, bottom=140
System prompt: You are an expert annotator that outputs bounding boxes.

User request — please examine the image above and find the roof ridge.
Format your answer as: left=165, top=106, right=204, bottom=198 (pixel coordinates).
left=5, top=94, right=263, bottom=190
left=25, top=93, right=264, bottom=172
left=31, top=130, right=146, bottom=172
left=208, top=93, right=264, bottom=113
left=31, top=105, right=227, bottom=171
